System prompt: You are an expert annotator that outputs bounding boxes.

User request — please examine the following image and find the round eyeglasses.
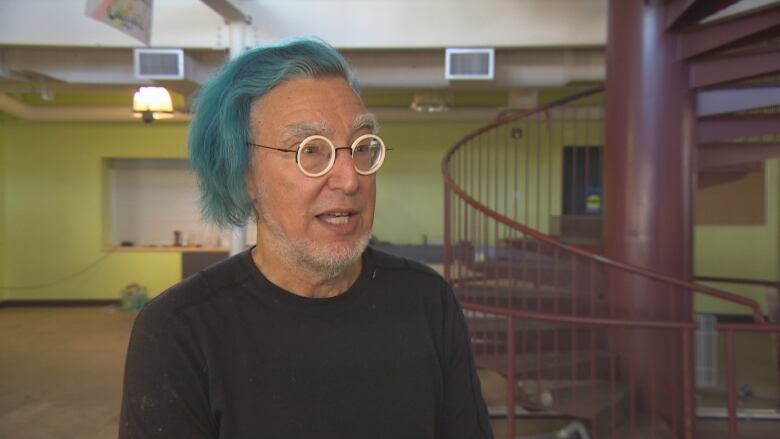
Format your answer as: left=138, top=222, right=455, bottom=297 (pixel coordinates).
left=249, top=134, right=388, bottom=177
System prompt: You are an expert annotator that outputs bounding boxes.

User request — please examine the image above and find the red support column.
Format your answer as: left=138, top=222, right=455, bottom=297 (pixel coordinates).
left=605, top=0, right=695, bottom=433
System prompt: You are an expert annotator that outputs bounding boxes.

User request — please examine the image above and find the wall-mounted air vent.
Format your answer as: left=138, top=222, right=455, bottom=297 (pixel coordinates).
left=445, top=48, right=495, bottom=80
left=134, top=48, right=184, bottom=80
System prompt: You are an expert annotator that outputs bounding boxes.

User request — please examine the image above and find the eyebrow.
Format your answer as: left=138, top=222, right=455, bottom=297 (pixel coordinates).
left=279, top=122, right=329, bottom=147
left=352, top=113, right=379, bottom=135
left=279, top=113, right=379, bottom=147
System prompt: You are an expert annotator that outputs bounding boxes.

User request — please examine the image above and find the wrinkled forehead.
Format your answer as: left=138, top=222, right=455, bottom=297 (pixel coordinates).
left=249, top=77, right=376, bottom=143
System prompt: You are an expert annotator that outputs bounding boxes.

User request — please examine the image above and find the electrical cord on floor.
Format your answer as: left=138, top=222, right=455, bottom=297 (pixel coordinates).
left=0, top=247, right=118, bottom=291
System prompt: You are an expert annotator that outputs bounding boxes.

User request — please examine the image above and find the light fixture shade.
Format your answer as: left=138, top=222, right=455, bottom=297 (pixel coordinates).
left=133, top=86, right=174, bottom=121
left=410, top=92, right=449, bottom=113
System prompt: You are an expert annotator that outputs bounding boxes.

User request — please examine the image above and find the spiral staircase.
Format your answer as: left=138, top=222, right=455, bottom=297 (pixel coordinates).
left=442, top=2, right=780, bottom=438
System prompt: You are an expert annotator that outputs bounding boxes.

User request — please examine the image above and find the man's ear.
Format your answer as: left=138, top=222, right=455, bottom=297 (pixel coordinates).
left=245, top=169, right=257, bottom=202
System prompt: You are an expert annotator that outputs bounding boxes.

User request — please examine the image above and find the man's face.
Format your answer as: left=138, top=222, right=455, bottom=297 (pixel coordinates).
left=246, top=76, right=376, bottom=277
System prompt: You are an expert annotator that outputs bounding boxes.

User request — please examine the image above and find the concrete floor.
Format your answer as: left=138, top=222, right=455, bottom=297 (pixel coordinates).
left=0, top=307, right=135, bottom=439
left=1, top=306, right=778, bottom=439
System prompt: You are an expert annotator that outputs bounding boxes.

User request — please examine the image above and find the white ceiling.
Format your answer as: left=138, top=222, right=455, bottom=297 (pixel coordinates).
left=1, top=0, right=765, bottom=121
left=0, top=0, right=609, bottom=49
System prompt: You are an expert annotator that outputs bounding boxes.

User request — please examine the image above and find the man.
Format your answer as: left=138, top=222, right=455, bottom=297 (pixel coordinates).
left=119, top=38, right=492, bottom=439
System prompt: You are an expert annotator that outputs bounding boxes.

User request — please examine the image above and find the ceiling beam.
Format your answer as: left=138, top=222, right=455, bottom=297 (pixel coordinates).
left=0, top=47, right=605, bottom=95
left=677, top=3, right=780, bottom=60
left=697, top=84, right=780, bottom=117
left=0, top=47, right=220, bottom=101
left=200, top=0, right=251, bottom=24
left=699, top=142, right=780, bottom=169
left=0, top=92, right=504, bottom=122
left=0, top=93, right=190, bottom=122
left=689, top=49, right=780, bottom=89
left=697, top=114, right=780, bottom=143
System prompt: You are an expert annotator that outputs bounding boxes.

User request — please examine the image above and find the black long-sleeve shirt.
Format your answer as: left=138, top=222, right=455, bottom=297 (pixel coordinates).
left=119, top=247, right=492, bottom=439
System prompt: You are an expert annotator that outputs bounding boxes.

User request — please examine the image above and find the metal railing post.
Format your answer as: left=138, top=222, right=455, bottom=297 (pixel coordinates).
left=507, top=317, right=516, bottom=439
left=681, top=328, right=696, bottom=439
left=726, top=329, right=738, bottom=439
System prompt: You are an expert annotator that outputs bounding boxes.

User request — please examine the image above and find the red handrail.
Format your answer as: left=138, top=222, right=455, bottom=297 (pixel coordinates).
left=462, top=302, right=697, bottom=330
left=695, top=276, right=780, bottom=289
left=462, top=301, right=699, bottom=439
left=444, top=178, right=766, bottom=322
left=442, top=87, right=767, bottom=324
left=442, top=87, right=605, bottom=168
left=716, top=322, right=780, bottom=439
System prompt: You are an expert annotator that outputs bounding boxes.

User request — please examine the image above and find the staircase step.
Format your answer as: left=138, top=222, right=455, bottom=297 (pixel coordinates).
left=489, top=418, right=577, bottom=439
left=523, top=383, right=636, bottom=439
left=455, top=278, right=603, bottom=298
left=609, top=416, right=675, bottom=439
left=697, top=114, right=780, bottom=143
left=457, top=286, right=604, bottom=316
left=479, top=369, right=634, bottom=439
left=467, top=317, right=570, bottom=332
left=689, top=48, right=780, bottom=89
left=475, top=350, right=609, bottom=380
left=479, top=369, right=591, bottom=406
left=559, top=215, right=603, bottom=240
left=457, top=282, right=572, bottom=297
left=468, top=322, right=605, bottom=355
left=697, top=83, right=780, bottom=117
left=455, top=282, right=572, bottom=299
left=527, top=383, right=626, bottom=417
left=458, top=260, right=604, bottom=291
left=677, top=2, right=780, bottom=60
left=699, top=141, right=780, bottom=169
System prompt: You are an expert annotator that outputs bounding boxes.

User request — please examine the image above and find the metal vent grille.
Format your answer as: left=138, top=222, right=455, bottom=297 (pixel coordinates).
left=134, top=49, right=184, bottom=80
left=445, top=48, right=495, bottom=80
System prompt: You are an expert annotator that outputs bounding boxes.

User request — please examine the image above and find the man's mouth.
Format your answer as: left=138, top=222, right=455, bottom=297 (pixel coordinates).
left=318, top=211, right=353, bottom=226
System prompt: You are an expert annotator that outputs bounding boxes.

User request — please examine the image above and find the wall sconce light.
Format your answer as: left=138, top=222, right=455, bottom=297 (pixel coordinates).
left=410, top=92, right=450, bottom=113
left=133, top=86, right=174, bottom=123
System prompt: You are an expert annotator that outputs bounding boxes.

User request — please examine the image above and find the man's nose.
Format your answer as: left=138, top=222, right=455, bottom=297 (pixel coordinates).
left=326, top=147, right=359, bottom=193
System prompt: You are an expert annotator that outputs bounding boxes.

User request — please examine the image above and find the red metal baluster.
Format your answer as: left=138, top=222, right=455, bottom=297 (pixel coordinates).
left=726, top=329, right=738, bottom=439
left=507, top=316, right=516, bottom=439
left=681, top=327, right=695, bottom=439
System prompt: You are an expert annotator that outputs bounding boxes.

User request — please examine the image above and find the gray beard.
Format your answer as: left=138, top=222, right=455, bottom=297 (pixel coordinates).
left=256, top=201, right=371, bottom=280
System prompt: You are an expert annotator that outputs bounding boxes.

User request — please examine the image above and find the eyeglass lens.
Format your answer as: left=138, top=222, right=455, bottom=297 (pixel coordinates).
left=298, top=135, right=384, bottom=175
left=298, top=137, right=332, bottom=175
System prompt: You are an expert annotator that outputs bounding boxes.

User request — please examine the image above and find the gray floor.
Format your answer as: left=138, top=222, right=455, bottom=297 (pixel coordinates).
left=2, top=307, right=778, bottom=439
left=0, top=306, right=577, bottom=439
left=0, top=307, right=136, bottom=439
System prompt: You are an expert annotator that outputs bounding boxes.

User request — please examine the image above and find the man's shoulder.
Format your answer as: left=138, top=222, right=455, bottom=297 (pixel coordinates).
left=367, top=246, right=447, bottom=285
left=366, top=247, right=462, bottom=323
left=138, top=250, right=253, bottom=321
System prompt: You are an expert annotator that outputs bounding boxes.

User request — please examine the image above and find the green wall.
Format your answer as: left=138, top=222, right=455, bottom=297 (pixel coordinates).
left=0, top=119, right=5, bottom=302
left=375, top=121, right=486, bottom=244
left=693, top=158, right=780, bottom=315
left=1, top=122, right=184, bottom=301
left=0, top=119, right=488, bottom=300
left=1, top=118, right=777, bottom=314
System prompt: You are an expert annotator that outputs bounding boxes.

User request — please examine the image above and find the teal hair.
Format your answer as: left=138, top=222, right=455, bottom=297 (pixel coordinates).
left=188, top=37, right=360, bottom=228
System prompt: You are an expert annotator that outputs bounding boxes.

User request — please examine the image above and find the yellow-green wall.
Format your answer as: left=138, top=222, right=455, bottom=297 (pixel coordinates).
left=693, top=159, right=780, bottom=315
left=375, top=121, right=487, bottom=244
left=0, top=118, right=6, bottom=302
left=1, top=122, right=184, bottom=300
left=0, top=119, right=487, bottom=300
left=1, top=119, right=778, bottom=315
